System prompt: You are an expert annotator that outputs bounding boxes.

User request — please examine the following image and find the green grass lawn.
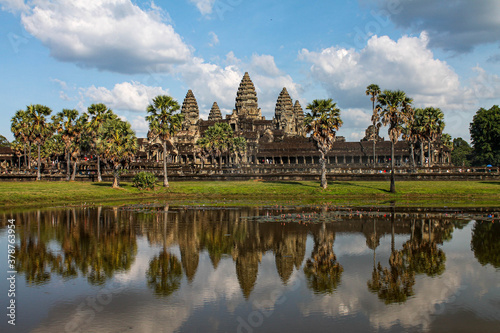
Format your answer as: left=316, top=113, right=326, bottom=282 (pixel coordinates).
left=0, top=180, right=499, bottom=209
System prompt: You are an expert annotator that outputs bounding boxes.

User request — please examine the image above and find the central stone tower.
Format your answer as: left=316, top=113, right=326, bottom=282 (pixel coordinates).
left=234, top=72, right=262, bottom=119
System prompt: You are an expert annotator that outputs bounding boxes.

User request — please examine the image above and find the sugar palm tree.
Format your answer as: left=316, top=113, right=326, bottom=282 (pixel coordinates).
left=26, top=105, right=54, bottom=181
left=231, top=136, right=247, bottom=166
left=52, top=109, right=79, bottom=180
left=202, top=123, right=234, bottom=168
left=98, top=117, right=137, bottom=188
left=366, top=84, right=381, bottom=167
left=401, top=108, right=419, bottom=170
left=195, top=137, right=211, bottom=168
left=145, top=95, right=183, bottom=187
left=69, top=115, right=89, bottom=181
left=305, top=99, right=343, bottom=189
left=11, top=109, right=32, bottom=169
left=377, top=90, right=413, bottom=193
left=87, top=104, right=114, bottom=182
left=421, top=107, right=445, bottom=167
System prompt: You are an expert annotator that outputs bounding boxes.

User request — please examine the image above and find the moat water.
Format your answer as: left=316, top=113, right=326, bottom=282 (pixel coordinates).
left=1, top=204, right=499, bottom=333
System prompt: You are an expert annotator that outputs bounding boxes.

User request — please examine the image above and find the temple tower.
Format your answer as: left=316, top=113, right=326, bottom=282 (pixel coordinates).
left=294, top=100, right=306, bottom=137
left=274, top=87, right=295, bottom=134
left=181, top=90, right=199, bottom=131
left=208, top=102, right=222, bottom=121
left=234, top=72, right=261, bottom=119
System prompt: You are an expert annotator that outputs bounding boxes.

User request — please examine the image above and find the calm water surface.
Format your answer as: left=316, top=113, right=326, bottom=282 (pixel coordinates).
left=0, top=204, right=499, bottom=333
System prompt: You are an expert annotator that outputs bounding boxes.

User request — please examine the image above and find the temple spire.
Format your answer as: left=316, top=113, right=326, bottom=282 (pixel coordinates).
left=234, top=72, right=261, bottom=119
left=181, top=90, right=199, bottom=131
left=208, top=102, right=222, bottom=121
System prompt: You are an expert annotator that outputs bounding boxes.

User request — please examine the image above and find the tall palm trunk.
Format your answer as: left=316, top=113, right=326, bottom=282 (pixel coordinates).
left=71, top=160, right=77, bottom=181
left=112, top=166, right=120, bottom=188
left=28, top=142, right=32, bottom=169
left=427, top=140, right=432, bottom=168
left=163, top=141, right=169, bottom=187
left=23, top=144, right=27, bottom=169
left=97, top=155, right=102, bottom=182
left=36, top=144, right=41, bottom=181
left=390, top=141, right=396, bottom=193
left=410, top=143, right=415, bottom=171
left=372, top=98, right=376, bottom=168
left=320, top=152, right=327, bottom=189
left=420, top=142, right=424, bottom=167
left=66, top=150, right=71, bottom=181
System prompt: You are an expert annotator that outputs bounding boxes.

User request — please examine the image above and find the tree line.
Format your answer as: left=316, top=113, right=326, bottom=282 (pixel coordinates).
left=4, top=92, right=500, bottom=190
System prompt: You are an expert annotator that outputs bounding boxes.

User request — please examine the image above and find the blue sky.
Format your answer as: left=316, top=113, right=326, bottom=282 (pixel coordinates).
left=1, top=0, right=500, bottom=142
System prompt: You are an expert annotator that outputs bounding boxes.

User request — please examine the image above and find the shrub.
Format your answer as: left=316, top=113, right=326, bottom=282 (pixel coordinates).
left=133, top=172, right=157, bottom=190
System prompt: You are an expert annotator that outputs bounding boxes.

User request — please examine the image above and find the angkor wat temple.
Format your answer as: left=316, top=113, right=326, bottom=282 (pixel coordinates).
left=138, top=72, right=451, bottom=167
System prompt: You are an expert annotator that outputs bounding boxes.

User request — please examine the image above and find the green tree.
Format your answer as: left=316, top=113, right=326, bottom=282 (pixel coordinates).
left=52, top=109, right=80, bottom=180
left=366, top=84, right=381, bottom=166
left=26, top=105, right=54, bottom=181
left=194, top=136, right=211, bottom=168
left=11, top=109, right=32, bottom=168
left=305, top=99, right=343, bottom=189
left=197, top=122, right=238, bottom=168
left=146, top=95, right=183, bottom=187
left=69, top=115, right=90, bottom=181
left=231, top=136, right=247, bottom=166
left=98, top=117, right=137, bottom=188
left=451, top=137, right=472, bottom=167
left=41, top=133, right=64, bottom=165
left=470, top=105, right=500, bottom=166
left=420, top=107, right=445, bottom=167
left=87, top=104, right=115, bottom=182
left=0, top=134, right=9, bottom=147
left=402, top=109, right=424, bottom=170
left=377, top=90, right=413, bottom=193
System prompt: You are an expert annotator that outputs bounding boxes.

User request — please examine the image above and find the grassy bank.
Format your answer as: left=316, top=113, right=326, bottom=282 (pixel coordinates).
left=0, top=180, right=499, bottom=209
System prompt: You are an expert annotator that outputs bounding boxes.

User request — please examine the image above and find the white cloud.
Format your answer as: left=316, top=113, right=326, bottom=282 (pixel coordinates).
left=20, top=0, right=191, bottom=73
left=299, top=33, right=464, bottom=110
left=208, top=31, right=219, bottom=47
left=0, top=0, right=27, bottom=13
left=189, top=0, right=216, bottom=16
left=82, top=81, right=169, bottom=112
left=251, top=54, right=282, bottom=77
left=468, top=66, right=500, bottom=100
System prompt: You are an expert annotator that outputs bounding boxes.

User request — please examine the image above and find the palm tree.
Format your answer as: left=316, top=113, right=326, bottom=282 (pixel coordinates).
left=87, top=104, right=114, bottom=182
left=69, top=115, right=89, bottom=181
left=366, top=84, right=381, bottom=167
left=26, top=105, right=54, bottom=181
left=377, top=90, right=413, bottom=193
left=145, top=95, right=183, bottom=187
left=200, top=123, right=235, bottom=168
left=305, top=99, right=343, bottom=189
left=195, top=137, right=211, bottom=168
left=52, top=109, right=79, bottom=180
left=401, top=107, right=419, bottom=170
left=231, top=136, right=247, bottom=166
left=11, top=109, right=32, bottom=169
left=421, top=107, right=445, bottom=167
left=98, top=117, right=137, bottom=188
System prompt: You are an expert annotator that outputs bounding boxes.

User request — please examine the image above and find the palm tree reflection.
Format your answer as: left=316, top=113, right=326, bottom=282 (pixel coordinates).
left=367, top=211, right=415, bottom=304
left=303, top=222, right=343, bottom=294
left=146, top=250, right=183, bottom=297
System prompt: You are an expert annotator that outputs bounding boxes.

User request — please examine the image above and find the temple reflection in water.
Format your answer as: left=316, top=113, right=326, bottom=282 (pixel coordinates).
left=5, top=204, right=493, bottom=300
left=2, top=204, right=499, bottom=333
